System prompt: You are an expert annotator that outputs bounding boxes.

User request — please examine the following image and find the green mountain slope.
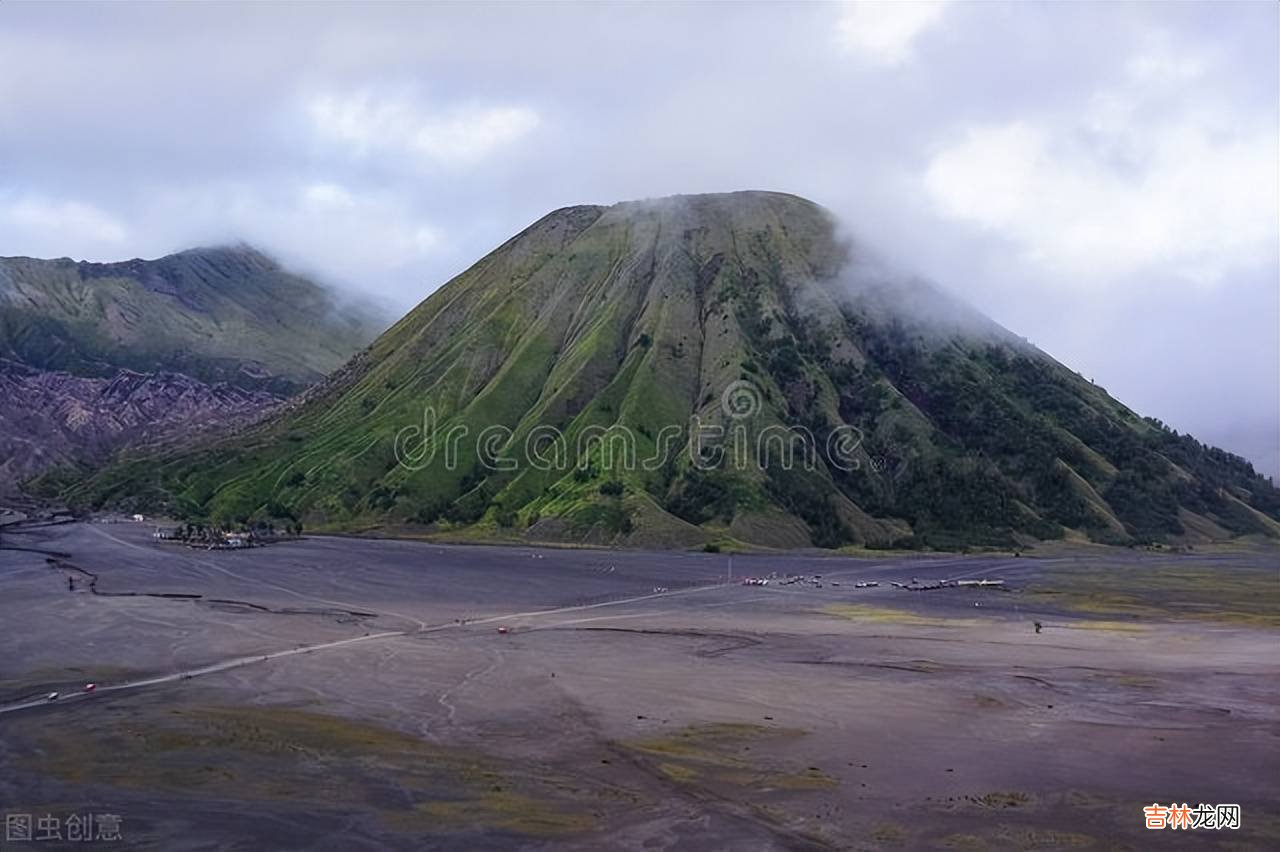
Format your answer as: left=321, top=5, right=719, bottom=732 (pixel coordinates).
left=0, top=245, right=385, bottom=394
left=59, top=193, right=1280, bottom=549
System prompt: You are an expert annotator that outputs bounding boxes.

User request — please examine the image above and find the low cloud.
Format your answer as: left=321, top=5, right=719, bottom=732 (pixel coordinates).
left=158, top=181, right=444, bottom=300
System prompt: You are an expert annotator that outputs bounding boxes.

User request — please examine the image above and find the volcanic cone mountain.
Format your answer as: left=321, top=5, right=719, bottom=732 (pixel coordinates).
left=65, top=192, right=1280, bottom=549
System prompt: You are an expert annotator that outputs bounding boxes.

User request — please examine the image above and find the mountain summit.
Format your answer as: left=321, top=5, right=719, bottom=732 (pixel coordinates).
left=68, top=192, right=1280, bottom=548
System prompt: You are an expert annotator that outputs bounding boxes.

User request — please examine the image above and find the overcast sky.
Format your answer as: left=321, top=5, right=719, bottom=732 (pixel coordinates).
left=1, top=1, right=1276, bottom=476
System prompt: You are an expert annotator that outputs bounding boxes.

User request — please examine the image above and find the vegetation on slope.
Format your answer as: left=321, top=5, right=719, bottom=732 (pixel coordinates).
left=53, top=193, right=1280, bottom=550
left=0, top=245, right=385, bottom=394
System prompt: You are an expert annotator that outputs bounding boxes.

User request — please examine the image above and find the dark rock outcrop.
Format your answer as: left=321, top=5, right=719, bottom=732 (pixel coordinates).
left=0, top=359, right=279, bottom=494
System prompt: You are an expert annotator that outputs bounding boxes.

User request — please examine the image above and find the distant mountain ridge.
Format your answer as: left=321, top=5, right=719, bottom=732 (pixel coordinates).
left=60, top=193, right=1280, bottom=549
left=1, top=245, right=385, bottom=495
left=0, top=244, right=383, bottom=394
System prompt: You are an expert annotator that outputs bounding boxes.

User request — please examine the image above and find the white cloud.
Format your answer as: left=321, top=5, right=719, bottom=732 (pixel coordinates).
left=1125, top=31, right=1208, bottom=85
left=306, top=92, right=540, bottom=167
left=0, top=197, right=128, bottom=251
left=301, top=182, right=356, bottom=211
left=922, top=44, right=1278, bottom=288
left=835, top=0, right=949, bottom=66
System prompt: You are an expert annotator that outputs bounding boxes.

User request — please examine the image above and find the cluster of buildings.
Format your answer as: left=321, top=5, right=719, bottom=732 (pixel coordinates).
left=153, top=526, right=257, bottom=549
